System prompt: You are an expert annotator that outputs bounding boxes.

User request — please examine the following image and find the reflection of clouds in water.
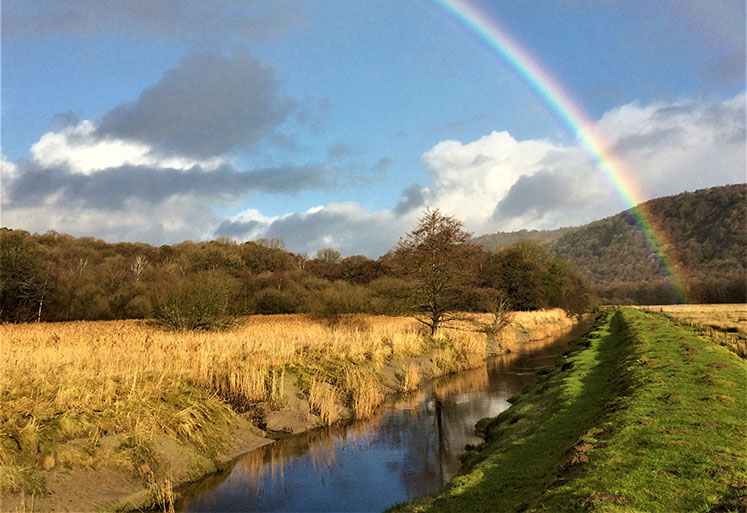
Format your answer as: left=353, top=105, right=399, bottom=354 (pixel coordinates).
left=180, top=320, right=594, bottom=511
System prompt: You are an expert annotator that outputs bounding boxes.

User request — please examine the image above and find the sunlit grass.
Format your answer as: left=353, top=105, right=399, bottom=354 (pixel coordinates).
left=392, top=309, right=747, bottom=513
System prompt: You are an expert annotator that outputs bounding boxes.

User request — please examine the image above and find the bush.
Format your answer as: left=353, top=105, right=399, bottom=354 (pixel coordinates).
left=153, top=272, right=236, bottom=330
left=124, top=294, right=152, bottom=319
left=253, top=287, right=302, bottom=314
left=307, top=281, right=371, bottom=316
left=367, top=277, right=410, bottom=315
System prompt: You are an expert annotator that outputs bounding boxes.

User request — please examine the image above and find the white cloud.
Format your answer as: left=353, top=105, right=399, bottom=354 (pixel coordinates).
left=421, top=131, right=574, bottom=233
left=595, top=92, right=746, bottom=195
left=418, top=92, right=745, bottom=235
left=3, top=93, right=743, bottom=255
left=31, top=120, right=223, bottom=174
left=2, top=195, right=220, bottom=243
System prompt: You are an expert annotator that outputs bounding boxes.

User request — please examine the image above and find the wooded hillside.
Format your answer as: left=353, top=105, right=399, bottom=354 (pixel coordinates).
left=475, top=184, right=746, bottom=304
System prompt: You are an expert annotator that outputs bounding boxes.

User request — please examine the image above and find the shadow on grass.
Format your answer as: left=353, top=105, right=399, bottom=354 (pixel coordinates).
left=403, top=311, right=634, bottom=513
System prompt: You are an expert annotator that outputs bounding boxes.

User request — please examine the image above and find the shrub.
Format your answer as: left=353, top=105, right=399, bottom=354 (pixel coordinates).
left=153, top=272, right=236, bottom=330
left=367, top=276, right=410, bottom=315
left=307, top=281, right=370, bottom=316
left=253, top=287, right=301, bottom=314
left=125, top=294, right=152, bottom=319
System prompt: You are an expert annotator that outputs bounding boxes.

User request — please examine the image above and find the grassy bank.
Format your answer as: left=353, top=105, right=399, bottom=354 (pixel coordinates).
left=0, top=309, right=574, bottom=511
left=393, top=309, right=746, bottom=513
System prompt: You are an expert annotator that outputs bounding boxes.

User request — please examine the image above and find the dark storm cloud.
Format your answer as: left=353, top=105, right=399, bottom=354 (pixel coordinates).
left=492, top=170, right=575, bottom=221
left=96, top=50, right=293, bottom=158
left=6, top=161, right=333, bottom=210
left=393, top=184, right=426, bottom=216
left=2, top=1, right=302, bottom=41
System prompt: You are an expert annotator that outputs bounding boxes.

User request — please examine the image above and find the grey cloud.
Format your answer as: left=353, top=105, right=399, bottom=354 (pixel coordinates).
left=215, top=220, right=261, bottom=239
left=295, top=98, right=331, bottom=132
left=96, top=50, right=293, bottom=158
left=50, top=111, right=80, bottom=130
left=373, top=157, right=394, bottom=172
left=270, top=133, right=300, bottom=152
left=393, top=184, right=426, bottom=216
left=7, top=161, right=333, bottom=210
left=470, top=154, right=495, bottom=167
left=617, top=98, right=746, bottom=152
left=327, top=143, right=359, bottom=159
left=3, top=1, right=303, bottom=42
left=706, top=51, right=746, bottom=85
left=262, top=209, right=400, bottom=258
left=492, top=170, right=576, bottom=221
left=614, top=127, right=683, bottom=153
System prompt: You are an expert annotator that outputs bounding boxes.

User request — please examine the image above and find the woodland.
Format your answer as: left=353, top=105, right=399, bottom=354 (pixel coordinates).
left=0, top=210, right=596, bottom=327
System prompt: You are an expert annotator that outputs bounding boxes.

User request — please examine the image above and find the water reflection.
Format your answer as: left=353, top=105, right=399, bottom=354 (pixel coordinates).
left=178, top=323, right=589, bottom=512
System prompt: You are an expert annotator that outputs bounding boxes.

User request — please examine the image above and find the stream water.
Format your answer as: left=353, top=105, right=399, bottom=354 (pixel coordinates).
left=177, top=323, right=590, bottom=512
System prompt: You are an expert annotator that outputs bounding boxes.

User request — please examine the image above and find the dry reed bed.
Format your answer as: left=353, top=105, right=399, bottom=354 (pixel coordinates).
left=0, top=309, right=571, bottom=499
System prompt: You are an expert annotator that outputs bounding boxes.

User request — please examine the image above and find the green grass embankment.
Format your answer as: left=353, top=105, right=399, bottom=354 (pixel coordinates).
left=393, top=309, right=746, bottom=513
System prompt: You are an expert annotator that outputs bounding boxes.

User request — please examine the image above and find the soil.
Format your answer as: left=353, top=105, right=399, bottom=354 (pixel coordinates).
left=2, top=419, right=272, bottom=513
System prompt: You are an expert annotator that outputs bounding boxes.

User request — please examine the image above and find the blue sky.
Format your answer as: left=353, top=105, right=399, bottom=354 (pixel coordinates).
left=2, top=1, right=745, bottom=256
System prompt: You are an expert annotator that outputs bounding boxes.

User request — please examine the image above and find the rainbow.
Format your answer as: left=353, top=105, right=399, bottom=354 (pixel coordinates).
left=435, top=0, right=688, bottom=302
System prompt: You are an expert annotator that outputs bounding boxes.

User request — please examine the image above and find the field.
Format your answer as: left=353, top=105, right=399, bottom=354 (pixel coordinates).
left=637, top=304, right=747, bottom=333
left=0, top=309, right=573, bottom=511
left=393, top=309, right=747, bottom=512
left=636, top=304, right=747, bottom=356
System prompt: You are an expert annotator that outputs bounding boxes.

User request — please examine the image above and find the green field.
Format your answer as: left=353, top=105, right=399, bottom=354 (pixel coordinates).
left=393, top=309, right=747, bottom=513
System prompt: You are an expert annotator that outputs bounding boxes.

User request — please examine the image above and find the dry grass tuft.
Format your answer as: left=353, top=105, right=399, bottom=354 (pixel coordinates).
left=150, top=475, right=175, bottom=513
left=309, top=380, right=342, bottom=425
left=343, top=368, right=384, bottom=419
left=401, top=362, right=421, bottom=392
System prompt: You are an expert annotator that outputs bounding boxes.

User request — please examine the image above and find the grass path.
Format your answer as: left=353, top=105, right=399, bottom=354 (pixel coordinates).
left=393, top=309, right=746, bottom=512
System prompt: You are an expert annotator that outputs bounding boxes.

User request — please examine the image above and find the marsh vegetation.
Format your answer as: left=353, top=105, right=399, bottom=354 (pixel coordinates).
left=0, top=307, right=576, bottom=510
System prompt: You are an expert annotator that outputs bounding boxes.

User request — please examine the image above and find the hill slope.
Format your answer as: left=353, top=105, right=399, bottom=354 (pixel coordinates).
left=474, top=184, right=746, bottom=304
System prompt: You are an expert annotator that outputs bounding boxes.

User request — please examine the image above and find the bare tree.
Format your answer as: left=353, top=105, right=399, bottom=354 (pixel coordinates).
left=395, top=209, right=478, bottom=336
left=131, top=255, right=147, bottom=282
left=468, top=290, right=513, bottom=354
left=315, top=247, right=341, bottom=264
left=256, top=238, right=286, bottom=250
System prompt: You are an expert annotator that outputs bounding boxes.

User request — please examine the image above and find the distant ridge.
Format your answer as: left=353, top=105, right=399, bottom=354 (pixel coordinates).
left=474, top=184, right=746, bottom=304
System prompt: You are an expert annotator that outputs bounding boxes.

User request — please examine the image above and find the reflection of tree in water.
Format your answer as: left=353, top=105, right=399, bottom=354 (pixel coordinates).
left=397, top=324, right=592, bottom=498
left=179, top=320, right=593, bottom=511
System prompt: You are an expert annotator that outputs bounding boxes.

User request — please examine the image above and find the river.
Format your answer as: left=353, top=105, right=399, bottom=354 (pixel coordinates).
left=177, top=322, right=590, bottom=512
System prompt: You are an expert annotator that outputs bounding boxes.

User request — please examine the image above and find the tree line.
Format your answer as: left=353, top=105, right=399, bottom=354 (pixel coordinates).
left=1, top=210, right=597, bottom=328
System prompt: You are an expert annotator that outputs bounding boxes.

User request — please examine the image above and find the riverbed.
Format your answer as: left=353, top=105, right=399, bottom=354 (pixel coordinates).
left=177, top=322, right=590, bottom=512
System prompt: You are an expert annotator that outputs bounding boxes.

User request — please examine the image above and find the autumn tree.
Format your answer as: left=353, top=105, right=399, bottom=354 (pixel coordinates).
left=394, top=209, right=478, bottom=335
left=0, top=230, right=51, bottom=321
left=315, top=247, right=341, bottom=264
